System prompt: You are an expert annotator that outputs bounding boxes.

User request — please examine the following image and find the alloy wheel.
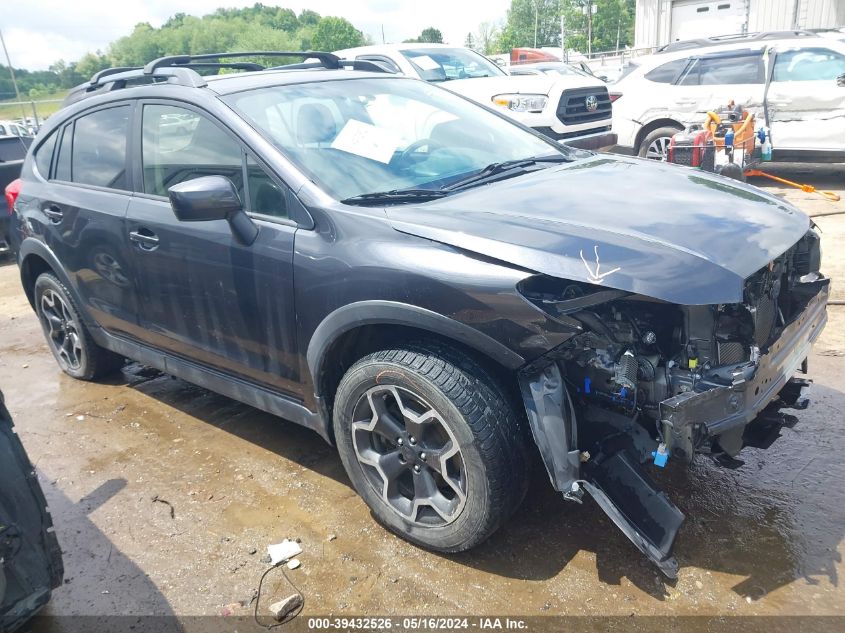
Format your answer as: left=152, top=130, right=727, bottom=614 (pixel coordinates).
left=39, top=289, right=84, bottom=371
left=351, top=385, right=467, bottom=526
left=645, top=136, right=672, bottom=161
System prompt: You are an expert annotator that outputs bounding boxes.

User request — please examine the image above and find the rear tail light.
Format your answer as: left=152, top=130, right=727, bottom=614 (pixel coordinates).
left=5, top=178, right=21, bottom=214
left=609, top=92, right=622, bottom=103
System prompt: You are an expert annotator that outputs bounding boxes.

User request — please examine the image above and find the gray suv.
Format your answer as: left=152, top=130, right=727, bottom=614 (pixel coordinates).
left=6, top=51, right=828, bottom=577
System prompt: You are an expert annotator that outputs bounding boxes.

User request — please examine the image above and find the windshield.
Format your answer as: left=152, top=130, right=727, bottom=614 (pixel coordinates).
left=401, top=47, right=505, bottom=81
left=225, top=77, right=564, bottom=201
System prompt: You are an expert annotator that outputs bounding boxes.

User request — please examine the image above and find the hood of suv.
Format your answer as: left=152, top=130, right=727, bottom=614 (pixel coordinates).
left=386, top=155, right=809, bottom=305
left=442, top=73, right=603, bottom=101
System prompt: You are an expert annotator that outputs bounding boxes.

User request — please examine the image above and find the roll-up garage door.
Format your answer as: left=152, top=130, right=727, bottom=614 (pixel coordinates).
left=670, top=0, right=748, bottom=42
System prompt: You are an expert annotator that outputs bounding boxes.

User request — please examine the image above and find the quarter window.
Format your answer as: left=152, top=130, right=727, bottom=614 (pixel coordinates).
left=246, top=156, right=287, bottom=219
left=773, top=48, right=845, bottom=81
left=72, top=106, right=130, bottom=190
left=644, top=59, right=689, bottom=84
left=679, top=55, right=763, bottom=86
left=34, top=129, right=58, bottom=179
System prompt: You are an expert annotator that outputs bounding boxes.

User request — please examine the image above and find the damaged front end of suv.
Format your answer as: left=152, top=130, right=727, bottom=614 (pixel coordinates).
left=517, top=228, right=828, bottom=577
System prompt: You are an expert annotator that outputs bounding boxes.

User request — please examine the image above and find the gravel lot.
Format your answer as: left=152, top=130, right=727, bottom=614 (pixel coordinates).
left=1, top=165, right=843, bottom=629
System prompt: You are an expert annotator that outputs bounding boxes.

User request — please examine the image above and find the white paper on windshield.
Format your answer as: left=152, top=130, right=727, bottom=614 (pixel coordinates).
left=331, top=119, right=402, bottom=164
left=411, top=55, right=441, bottom=71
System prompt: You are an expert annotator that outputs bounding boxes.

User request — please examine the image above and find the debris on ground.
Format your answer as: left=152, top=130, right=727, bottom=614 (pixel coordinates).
left=151, top=495, right=175, bottom=519
left=267, top=539, right=302, bottom=565
left=269, top=594, right=304, bottom=621
left=286, top=558, right=301, bottom=570
left=328, top=534, right=337, bottom=541
left=219, top=602, right=243, bottom=616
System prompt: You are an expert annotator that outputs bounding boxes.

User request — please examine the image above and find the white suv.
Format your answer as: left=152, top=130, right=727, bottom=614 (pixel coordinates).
left=611, top=34, right=845, bottom=162
left=334, top=44, right=616, bottom=150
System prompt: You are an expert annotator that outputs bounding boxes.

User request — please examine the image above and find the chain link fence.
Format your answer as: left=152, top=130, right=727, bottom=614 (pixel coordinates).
left=0, top=98, right=65, bottom=131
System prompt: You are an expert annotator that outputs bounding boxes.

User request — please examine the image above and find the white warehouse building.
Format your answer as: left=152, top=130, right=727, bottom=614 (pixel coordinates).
left=634, top=0, right=845, bottom=48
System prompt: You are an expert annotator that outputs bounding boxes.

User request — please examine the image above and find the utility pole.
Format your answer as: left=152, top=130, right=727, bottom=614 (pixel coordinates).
left=0, top=28, right=28, bottom=123
left=615, top=18, right=621, bottom=55
left=533, top=0, right=539, bottom=48
left=587, top=0, right=593, bottom=57
left=561, top=12, right=566, bottom=61
left=381, top=24, right=385, bottom=44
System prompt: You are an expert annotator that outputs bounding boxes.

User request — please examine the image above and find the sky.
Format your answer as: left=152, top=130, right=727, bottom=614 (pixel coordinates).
left=1, top=0, right=513, bottom=70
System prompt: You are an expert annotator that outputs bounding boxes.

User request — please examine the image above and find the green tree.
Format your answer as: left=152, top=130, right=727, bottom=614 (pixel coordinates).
left=108, top=22, right=164, bottom=66
left=475, top=21, right=501, bottom=54
left=500, top=0, right=560, bottom=50
left=561, top=0, right=635, bottom=54
left=273, top=8, right=298, bottom=31
left=312, top=16, right=364, bottom=51
left=75, top=52, right=111, bottom=80
left=298, top=9, right=321, bottom=27
left=418, top=27, right=444, bottom=43
left=465, top=33, right=476, bottom=50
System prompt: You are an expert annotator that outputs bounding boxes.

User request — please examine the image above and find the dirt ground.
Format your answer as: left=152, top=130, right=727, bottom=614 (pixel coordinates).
left=1, top=165, right=844, bottom=628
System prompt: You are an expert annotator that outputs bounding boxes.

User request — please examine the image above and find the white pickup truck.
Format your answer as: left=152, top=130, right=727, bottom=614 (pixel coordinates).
left=334, top=43, right=616, bottom=150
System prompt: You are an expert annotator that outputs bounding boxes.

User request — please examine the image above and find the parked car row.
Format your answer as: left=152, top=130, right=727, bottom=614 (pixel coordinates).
left=610, top=31, right=845, bottom=161
left=334, top=43, right=616, bottom=150
left=333, top=32, right=845, bottom=165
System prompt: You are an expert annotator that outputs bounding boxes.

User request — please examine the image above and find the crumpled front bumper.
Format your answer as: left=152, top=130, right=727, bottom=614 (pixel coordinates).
left=661, top=276, right=829, bottom=456
left=519, top=276, right=829, bottom=579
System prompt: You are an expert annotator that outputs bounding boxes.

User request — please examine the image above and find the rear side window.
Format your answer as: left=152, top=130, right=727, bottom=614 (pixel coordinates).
left=142, top=104, right=243, bottom=198
left=71, top=106, right=130, bottom=190
left=679, top=54, right=763, bottom=85
left=773, top=48, right=845, bottom=81
left=644, top=59, right=689, bottom=83
left=34, top=130, right=58, bottom=178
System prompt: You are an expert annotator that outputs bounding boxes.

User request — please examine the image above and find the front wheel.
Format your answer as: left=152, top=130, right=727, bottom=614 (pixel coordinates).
left=333, top=344, right=528, bottom=552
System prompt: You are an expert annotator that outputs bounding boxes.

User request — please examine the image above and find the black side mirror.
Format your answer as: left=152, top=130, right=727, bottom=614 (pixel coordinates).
left=838, top=73, right=845, bottom=87
left=168, top=175, right=258, bottom=245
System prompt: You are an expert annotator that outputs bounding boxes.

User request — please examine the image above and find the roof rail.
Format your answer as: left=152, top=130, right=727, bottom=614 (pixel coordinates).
left=269, top=58, right=396, bottom=73
left=64, top=51, right=378, bottom=108
left=64, top=67, right=208, bottom=107
left=657, top=29, right=817, bottom=53
left=143, top=51, right=342, bottom=74
left=90, top=67, right=141, bottom=84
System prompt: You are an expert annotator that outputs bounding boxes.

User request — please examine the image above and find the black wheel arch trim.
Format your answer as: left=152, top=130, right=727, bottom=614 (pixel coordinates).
left=306, top=300, right=526, bottom=398
left=17, top=238, right=98, bottom=328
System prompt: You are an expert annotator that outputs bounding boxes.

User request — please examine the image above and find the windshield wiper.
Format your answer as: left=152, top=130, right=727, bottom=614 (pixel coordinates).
left=441, top=154, right=573, bottom=192
left=341, top=188, right=448, bottom=206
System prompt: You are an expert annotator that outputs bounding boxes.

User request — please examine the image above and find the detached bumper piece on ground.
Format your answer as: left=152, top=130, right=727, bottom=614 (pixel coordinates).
left=0, top=392, right=64, bottom=632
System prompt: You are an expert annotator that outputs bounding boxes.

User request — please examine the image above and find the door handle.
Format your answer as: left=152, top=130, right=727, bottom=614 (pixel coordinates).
left=129, top=229, right=160, bottom=251
left=43, top=204, right=63, bottom=222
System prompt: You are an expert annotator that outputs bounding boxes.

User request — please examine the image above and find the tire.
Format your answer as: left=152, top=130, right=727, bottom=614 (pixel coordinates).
left=716, top=162, right=747, bottom=182
left=34, top=272, right=124, bottom=380
left=638, top=126, right=683, bottom=161
left=333, top=342, right=529, bottom=553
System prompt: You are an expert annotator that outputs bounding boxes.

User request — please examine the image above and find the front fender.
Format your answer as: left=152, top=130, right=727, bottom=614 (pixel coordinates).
left=307, top=300, right=526, bottom=398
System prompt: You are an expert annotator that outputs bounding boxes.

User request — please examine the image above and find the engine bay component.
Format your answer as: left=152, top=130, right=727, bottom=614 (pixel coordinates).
left=517, top=229, right=828, bottom=577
